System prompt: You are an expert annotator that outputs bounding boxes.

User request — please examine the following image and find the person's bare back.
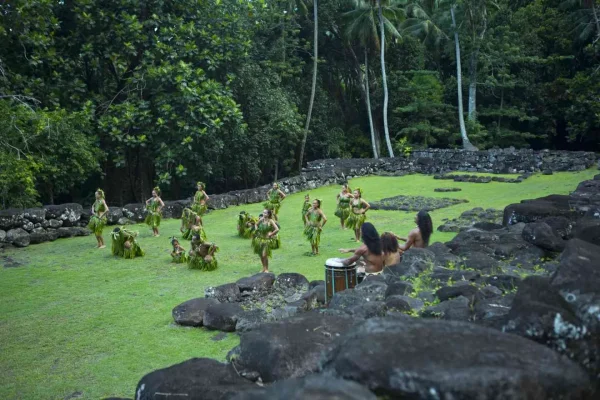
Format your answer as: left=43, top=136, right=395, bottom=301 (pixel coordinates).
left=342, top=244, right=384, bottom=273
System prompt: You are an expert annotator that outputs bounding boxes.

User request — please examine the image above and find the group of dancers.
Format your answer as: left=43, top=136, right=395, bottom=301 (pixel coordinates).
left=87, top=181, right=434, bottom=274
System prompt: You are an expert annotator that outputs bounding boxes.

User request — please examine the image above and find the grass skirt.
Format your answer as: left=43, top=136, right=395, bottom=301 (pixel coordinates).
left=182, top=226, right=206, bottom=241
left=251, top=234, right=281, bottom=258
left=171, top=251, right=188, bottom=263
left=334, top=205, right=350, bottom=221
left=263, top=200, right=281, bottom=215
left=345, top=212, right=366, bottom=231
left=191, top=203, right=208, bottom=216
left=145, top=212, right=161, bottom=228
left=88, top=215, right=106, bottom=237
left=188, top=246, right=219, bottom=271
left=303, top=224, right=322, bottom=247
left=123, top=242, right=145, bottom=259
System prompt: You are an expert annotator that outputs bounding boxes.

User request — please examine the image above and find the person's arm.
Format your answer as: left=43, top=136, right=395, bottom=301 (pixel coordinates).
left=145, top=197, right=151, bottom=205
left=100, top=200, right=109, bottom=218
left=158, top=197, right=165, bottom=211
left=398, top=231, right=416, bottom=251
left=320, top=210, right=327, bottom=228
left=361, top=199, right=370, bottom=214
left=304, top=213, right=309, bottom=225
left=343, top=246, right=366, bottom=265
left=266, top=190, right=271, bottom=200
left=338, top=248, right=357, bottom=253
left=390, top=232, right=407, bottom=242
left=279, top=189, right=286, bottom=199
left=268, top=220, right=279, bottom=237
left=203, top=190, right=210, bottom=202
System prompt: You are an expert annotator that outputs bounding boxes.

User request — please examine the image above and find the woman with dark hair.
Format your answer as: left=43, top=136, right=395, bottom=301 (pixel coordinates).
left=339, top=222, right=384, bottom=275
left=396, top=210, right=434, bottom=251
left=335, top=183, right=352, bottom=229
left=346, top=188, right=370, bottom=242
left=304, top=199, right=327, bottom=255
left=191, top=182, right=210, bottom=216
left=381, top=232, right=401, bottom=266
left=145, top=187, right=165, bottom=237
left=264, top=183, right=287, bottom=216
left=252, top=208, right=280, bottom=273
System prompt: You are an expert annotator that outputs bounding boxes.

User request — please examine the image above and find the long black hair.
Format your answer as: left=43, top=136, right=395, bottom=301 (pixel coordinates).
left=417, top=210, right=433, bottom=247
left=361, top=222, right=382, bottom=255
left=381, top=232, right=399, bottom=254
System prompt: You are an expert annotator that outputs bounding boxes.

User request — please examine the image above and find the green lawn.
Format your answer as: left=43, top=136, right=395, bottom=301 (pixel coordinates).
left=0, top=169, right=596, bottom=400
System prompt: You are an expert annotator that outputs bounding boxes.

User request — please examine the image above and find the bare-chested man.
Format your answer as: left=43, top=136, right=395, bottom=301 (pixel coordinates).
left=339, top=222, right=384, bottom=275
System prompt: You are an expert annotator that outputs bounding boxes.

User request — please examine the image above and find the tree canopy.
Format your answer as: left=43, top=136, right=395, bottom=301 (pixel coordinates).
left=0, top=0, right=598, bottom=207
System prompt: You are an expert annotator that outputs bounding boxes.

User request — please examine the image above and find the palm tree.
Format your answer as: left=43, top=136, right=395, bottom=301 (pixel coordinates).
left=402, top=0, right=476, bottom=149
left=344, top=0, right=404, bottom=158
left=297, top=0, right=318, bottom=172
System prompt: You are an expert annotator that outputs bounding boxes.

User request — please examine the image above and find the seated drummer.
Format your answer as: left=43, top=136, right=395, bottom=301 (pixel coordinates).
left=339, top=222, right=384, bottom=275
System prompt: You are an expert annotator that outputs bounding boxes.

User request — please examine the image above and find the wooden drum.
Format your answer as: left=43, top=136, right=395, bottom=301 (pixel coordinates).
left=324, top=258, right=357, bottom=303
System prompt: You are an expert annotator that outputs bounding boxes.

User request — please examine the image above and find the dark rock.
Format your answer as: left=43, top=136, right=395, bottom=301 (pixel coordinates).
left=436, top=284, right=478, bottom=302
left=472, top=221, right=504, bottom=231
left=386, top=295, right=424, bottom=313
left=503, top=195, right=577, bottom=226
left=172, top=298, right=219, bottom=327
left=431, top=266, right=480, bottom=283
left=417, top=290, right=436, bottom=304
left=0, top=209, right=25, bottom=230
left=29, top=229, right=59, bottom=244
left=522, top=222, right=566, bottom=252
left=504, top=276, right=598, bottom=376
left=354, top=278, right=387, bottom=301
left=48, top=219, right=62, bottom=229
left=486, top=274, right=521, bottom=291
left=274, top=273, right=309, bottom=291
left=6, top=228, right=30, bottom=247
left=134, top=358, right=258, bottom=400
left=229, top=374, right=376, bottom=400
left=205, top=283, right=241, bottom=303
left=473, top=294, right=514, bottom=322
left=105, top=208, right=123, bottom=225
left=161, top=200, right=188, bottom=219
left=543, top=169, right=553, bottom=175
left=203, top=302, right=244, bottom=332
left=344, top=301, right=387, bottom=319
left=309, top=280, right=325, bottom=289
left=383, top=248, right=435, bottom=278
left=572, top=218, right=600, bottom=247
left=475, top=285, right=503, bottom=300
left=235, top=309, right=269, bottom=333
left=233, top=311, right=355, bottom=382
left=322, top=318, right=591, bottom=400
left=310, top=284, right=326, bottom=304
left=540, top=216, right=573, bottom=239
left=434, top=187, right=462, bottom=192
left=43, top=203, right=83, bottom=226
left=422, top=296, right=471, bottom=321
left=552, top=239, right=600, bottom=331
left=384, top=281, right=414, bottom=297
left=122, top=203, right=146, bottom=222
left=236, top=273, right=276, bottom=292
left=0, top=229, right=5, bottom=242
left=328, top=289, right=367, bottom=311
left=462, top=251, right=501, bottom=273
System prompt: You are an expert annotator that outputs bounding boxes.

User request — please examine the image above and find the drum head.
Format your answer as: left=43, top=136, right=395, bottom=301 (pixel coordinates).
left=325, top=257, right=356, bottom=268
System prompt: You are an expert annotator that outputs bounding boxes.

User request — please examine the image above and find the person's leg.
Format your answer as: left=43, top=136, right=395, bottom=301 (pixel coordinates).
left=99, top=236, right=105, bottom=249
left=95, top=235, right=101, bottom=248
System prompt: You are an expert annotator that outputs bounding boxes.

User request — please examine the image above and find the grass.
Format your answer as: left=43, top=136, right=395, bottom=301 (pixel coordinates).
left=0, top=169, right=597, bottom=399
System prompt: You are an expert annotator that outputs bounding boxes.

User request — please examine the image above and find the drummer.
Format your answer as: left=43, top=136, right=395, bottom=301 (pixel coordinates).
left=339, top=222, right=384, bottom=276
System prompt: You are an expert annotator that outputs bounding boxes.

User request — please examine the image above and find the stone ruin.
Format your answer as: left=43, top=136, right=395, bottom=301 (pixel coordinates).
left=132, top=174, right=600, bottom=400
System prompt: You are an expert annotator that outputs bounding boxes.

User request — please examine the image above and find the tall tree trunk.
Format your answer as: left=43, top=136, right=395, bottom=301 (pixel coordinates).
left=364, top=48, right=378, bottom=159
left=349, top=46, right=378, bottom=158
left=297, top=0, right=318, bottom=172
left=592, top=0, right=600, bottom=44
left=451, top=6, right=475, bottom=150
left=468, top=51, right=477, bottom=121
left=378, top=0, right=394, bottom=157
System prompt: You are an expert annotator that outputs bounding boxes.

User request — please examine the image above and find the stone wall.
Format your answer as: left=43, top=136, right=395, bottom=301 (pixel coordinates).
left=1, top=149, right=597, bottom=248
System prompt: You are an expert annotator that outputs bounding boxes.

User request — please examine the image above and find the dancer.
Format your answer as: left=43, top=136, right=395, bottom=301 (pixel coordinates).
left=335, top=184, right=352, bottom=229
left=111, top=227, right=145, bottom=259
left=145, top=187, right=165, bottom=237
left=301, top=194, right=311, bottom=225
left=191, top=182, right=210, bottom=216
left=381, top=232, right=401, bottom=267
left=395, top=210, right=434, bottom=251
left=180, top=208, right=195, bottom=239
left=170, top=237, right=188, bottom=263
left=304, top=199, right=327, bottom=255
left=339, top=222, right=384, bottom=276
left=88, top=188, right=109, bottom=249
left=238, top=211, right=258, bottom=239
left=264, top=183, right=286, bottom=216
left=251, top=209, right=280, bottom=273
left=345, top=188, right=370, bottom=242
left=188, top=233, right=219, bottom=271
